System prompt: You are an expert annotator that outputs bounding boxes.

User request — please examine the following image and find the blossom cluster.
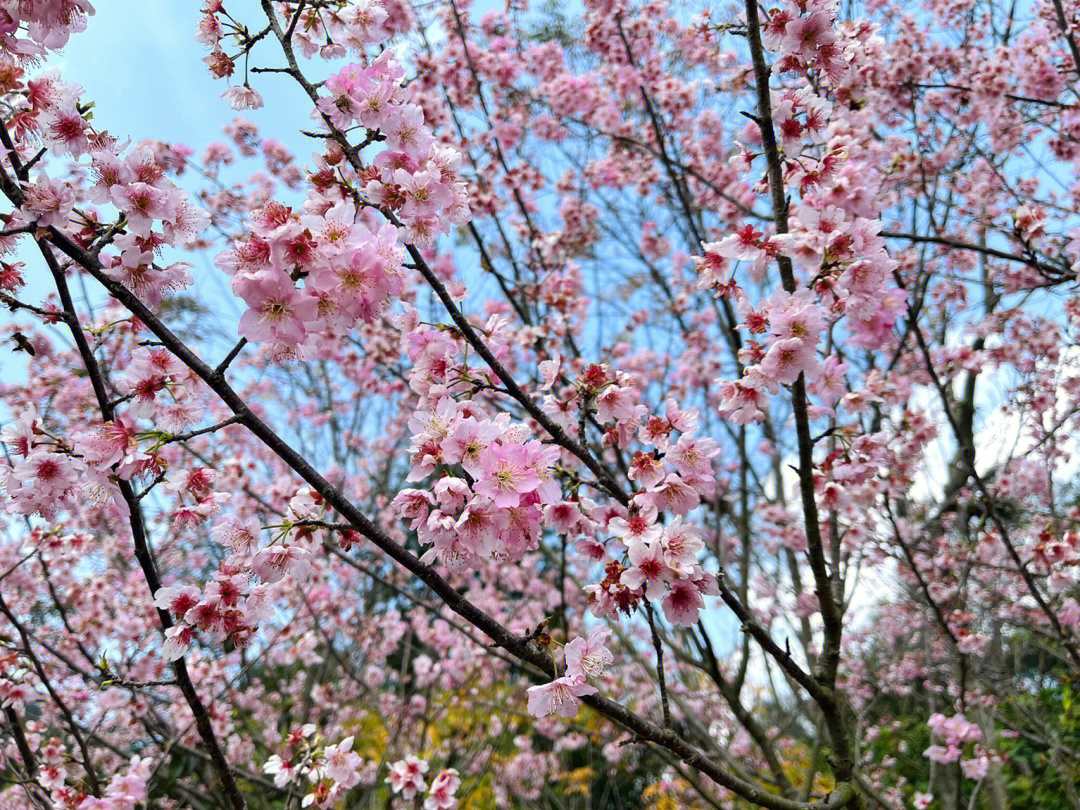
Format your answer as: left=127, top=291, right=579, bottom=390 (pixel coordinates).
left=263, top=725, right=372, bottom=808
left=582, top=395, right=719, bottom=627
left=1, top=329, right=222, bottom=520
left=0, top=724, right=152, bottom=810
left=215, top=196, right=407, bottom=358
left=392, top=393, right=561, bottom=571
left=318, top=54, right=471, bottom=236
left=0, top=63, right=209, bottom=310
left=704, top=136, right=903, bottom=423
left=213, top=76, right=469, bottom=358
left=763, top=0, right=848, bottom=85
left=0, top=0, right=94, bottom=56
left=385, top=755, right=460, bottom=809
left=923, top=713, right=994, bottom=780
left=155, top=488, right=323, bottom=660
left=527, top=626, right=613, bottom=719
left=59, top=755, right=151, bottom=810
left=203, top=0, right=469, bottom=359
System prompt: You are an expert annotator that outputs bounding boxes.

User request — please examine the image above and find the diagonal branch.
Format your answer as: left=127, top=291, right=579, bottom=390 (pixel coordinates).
left=33, top=213, right=853, bottom=810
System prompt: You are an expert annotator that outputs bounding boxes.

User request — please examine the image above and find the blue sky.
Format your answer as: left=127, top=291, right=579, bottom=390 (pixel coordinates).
left=54, top=3, right=313, bottom=159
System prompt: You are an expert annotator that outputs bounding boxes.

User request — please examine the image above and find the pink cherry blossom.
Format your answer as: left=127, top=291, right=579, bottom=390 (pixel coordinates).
left=526, top=676, right=597, bottom=719
left=565, top=626, right=614, bottom=679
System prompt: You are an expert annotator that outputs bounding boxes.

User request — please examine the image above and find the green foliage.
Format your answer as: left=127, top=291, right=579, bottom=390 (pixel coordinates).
left=996, top=680, right=1080, bottom=810
left=850, top=671, right=1080, bottom=810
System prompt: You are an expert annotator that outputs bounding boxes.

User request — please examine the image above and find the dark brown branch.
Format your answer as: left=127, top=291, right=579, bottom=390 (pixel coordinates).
left=885, top=231, right=1065, bottom=278
left=742, top=0, right=854, bottom=792
left=644, top=601, right=673, bottom=729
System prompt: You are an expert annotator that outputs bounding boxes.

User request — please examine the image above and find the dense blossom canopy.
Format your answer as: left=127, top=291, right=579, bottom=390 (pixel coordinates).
left=0, top=0, right=1079, bottom=808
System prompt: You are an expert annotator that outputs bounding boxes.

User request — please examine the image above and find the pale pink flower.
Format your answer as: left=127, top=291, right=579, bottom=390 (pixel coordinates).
left=211, top=515, right=260, bottom=555
left=538, top=354, right=561, bottom=390
left=110, top=182, right=169, bottom=236
left=387, top=755, right=429, bottom=798
left=707, top=224, right=764, bottom=261
left=162, top=625, right=193, bottom=661
left=237, top=274, right=315, bottom=345
left=455, top=497, right=499, bottom=558
left=565, top=626, right=614, bottom=679
left=323, top=736, right=362, bottom=788
left=442, top=417, right=501, bottom=477
left=544, top=500, right=588, bottom=535
left=251, top=545, right=313, bottom=583
left=395, top=168, right=452, bottom=219
left=526, top=675, right=597, bottom=718
left=628, top=451, right=665, bottom=489
left=22, top=173, right=74, bottom=228
left=153, top=584, right=202, bottom=618
left=40, top=103, right=89, bottom=155
left=961, top=755, right=989, bottom=780
left=474, top=443, right=540, bottom=508
left=222, top=85, right=264, bottom=110
left=316, top=74, right=361, bottom=129
left=668, top=435, right=719, bottom=479
left=811, top=355, right=849, bottom=406
left=594, top=385, right=636, bottom=424
left=263, top=754, right=299, bottom=788
left=620, top=542, right=669, bottom=599
left=662, top=579, right=706, bottom=626
left=382, top=104, right=433, bottom=157
left=425, top=768, right=461, bottom=810
left=608, top=511, right=662, bottom=546
left=661, top=518, right=704, bottom=575
left=760, top=337, right=815, bottom=387
left=643, top=474, right=701, bottom=516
